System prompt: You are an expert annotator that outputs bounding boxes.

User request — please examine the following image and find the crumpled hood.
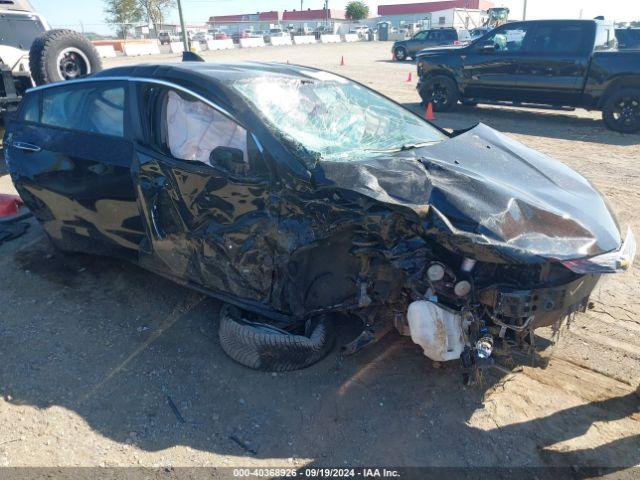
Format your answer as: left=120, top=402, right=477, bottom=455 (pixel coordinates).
left=316, top=123, right=621, bottom=263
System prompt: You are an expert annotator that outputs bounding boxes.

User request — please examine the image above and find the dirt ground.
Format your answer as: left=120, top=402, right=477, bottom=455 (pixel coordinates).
left=0, top=41, right=638, bottom=476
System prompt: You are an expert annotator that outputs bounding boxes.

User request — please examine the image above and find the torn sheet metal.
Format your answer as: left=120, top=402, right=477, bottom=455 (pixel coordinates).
left=316, top=123, right=622, bottom=264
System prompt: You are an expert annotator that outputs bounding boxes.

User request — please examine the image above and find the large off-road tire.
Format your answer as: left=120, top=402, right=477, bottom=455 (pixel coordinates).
left=601, top=88, right=640, bottom=134
left=29, top=29, right=102, bottom=86
left=419, top=75, right=459, bottom=112
left=218, top=304, right=335, bottom=371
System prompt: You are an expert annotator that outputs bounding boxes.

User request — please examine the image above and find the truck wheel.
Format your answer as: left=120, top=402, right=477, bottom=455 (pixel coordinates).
left=394, top=46, right=408, bottom=61
left=29, top=29, right=102, bottom=86
left=602, top=88, right=640, bottom=134
left=419, top=75, right=459, bottom=112
left=218, top=304, right=335, bottom=371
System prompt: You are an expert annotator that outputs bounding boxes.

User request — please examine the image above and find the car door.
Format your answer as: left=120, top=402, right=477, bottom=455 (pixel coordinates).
left=462, top=23, right=534, bottom=101
left=5, top=80, right=144, bottom=258
left=131, top=82, right=277, bottom=307
left=514, top=22, right=592, bottom=105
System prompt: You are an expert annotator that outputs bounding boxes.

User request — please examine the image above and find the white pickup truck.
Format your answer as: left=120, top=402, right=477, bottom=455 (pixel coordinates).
left=0, top=0, right=102, bottom=118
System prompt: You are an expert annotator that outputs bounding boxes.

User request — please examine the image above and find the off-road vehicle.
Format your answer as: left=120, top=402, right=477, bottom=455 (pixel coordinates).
left=0, top=0, right=102, bottom=120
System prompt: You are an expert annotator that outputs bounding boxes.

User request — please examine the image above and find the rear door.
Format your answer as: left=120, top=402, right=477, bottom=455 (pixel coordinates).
left=5, top=81, right=144, bottom=258
left=515, top=22, right=593, bottom=105
left=424, top=29, right=456, bottom=48
left=131, top=82, right=277, bottom=306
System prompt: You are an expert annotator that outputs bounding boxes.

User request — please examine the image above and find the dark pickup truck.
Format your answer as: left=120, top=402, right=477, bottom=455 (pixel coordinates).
left=416, top=19, right=640, bottom=133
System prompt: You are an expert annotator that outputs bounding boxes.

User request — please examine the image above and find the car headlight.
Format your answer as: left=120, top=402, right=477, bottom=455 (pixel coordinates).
left=560, top=227, right=636, bottom=274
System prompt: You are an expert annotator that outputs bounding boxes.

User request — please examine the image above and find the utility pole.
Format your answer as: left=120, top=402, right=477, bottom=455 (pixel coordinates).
left=324, top=0, right=329, bottom=26
left=177, top=0, right=189, bottom=51
left=522, top=0, right=527, bottom=20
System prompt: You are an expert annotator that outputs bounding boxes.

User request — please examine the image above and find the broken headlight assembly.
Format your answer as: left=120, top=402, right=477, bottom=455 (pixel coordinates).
left=559, top=227, right=636, bottom=274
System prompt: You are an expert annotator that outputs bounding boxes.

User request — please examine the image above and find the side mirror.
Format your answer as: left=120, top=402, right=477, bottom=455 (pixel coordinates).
left=209, top=146, right=246, bottom=174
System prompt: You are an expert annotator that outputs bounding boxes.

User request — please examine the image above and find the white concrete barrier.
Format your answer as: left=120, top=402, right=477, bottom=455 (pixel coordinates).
left=239, top=37, right=265, bottom=48
left=122, top=42, right=160, bottom=56
left=343, top=34, right=360, bottom=43
left=169, top=41, right=185, bottom=53
left=293, top=35, right=316, bottom=45
left=269, top=36, right=293, bottom=46
left=206, top=39, right=235, bottom=50
left=95, top=45, right=117, bottom=58
left=320, top=34, right=341, bottom=44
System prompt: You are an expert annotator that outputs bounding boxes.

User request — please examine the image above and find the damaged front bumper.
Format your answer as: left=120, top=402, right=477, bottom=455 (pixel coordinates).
left=402, top=228, right=636, bottom=364
left=479, top=273, right=600, bottom=329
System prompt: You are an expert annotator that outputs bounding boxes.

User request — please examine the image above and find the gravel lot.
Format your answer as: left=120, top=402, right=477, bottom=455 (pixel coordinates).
left=0, top=41, right=638, bottom=476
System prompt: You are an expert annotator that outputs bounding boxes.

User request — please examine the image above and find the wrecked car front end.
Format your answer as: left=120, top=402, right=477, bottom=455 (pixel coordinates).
left=308, top=122, right=634, bottom=367
left=227, top=70, right=634, bottom=369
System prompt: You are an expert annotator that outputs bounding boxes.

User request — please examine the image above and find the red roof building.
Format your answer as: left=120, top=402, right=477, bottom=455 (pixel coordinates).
left=282, top=9, right=346, bottom=21
left=209, top=11, right=282, bottom=24
left=209, top=9, right=346, bottom=25
left=378, top=0, right=493, bottom=16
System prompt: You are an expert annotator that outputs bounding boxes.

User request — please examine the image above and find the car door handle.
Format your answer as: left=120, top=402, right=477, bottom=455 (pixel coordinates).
left=13, top=141, right=41, bottom=152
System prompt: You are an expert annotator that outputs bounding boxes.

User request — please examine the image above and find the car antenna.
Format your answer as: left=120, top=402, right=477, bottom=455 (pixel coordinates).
left=182, top=51, right=205, bottom=62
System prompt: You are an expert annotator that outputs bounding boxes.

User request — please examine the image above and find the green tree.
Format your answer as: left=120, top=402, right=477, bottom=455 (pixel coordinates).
left=345, top=1, right=369, bottom=21
left=104, top=0, right=142, bottom=40
left=138, top=0, right=176, bottom=35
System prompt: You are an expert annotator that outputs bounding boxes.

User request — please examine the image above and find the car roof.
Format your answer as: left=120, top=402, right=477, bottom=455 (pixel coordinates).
left=92, top=61, right=328, bottom=84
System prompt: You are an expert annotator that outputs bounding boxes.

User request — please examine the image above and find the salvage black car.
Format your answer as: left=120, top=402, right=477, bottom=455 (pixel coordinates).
left=4, top=62, right=636, bottom=374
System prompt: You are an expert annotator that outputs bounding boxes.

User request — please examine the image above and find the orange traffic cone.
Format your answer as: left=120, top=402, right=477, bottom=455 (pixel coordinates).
left=425, top=102, right=435, bottom=120
left=340, top=55, right=345, bottom=66
left=406, top=72, right=412, bottom=82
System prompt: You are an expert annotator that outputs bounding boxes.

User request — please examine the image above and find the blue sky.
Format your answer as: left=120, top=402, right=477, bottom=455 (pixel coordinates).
left=31, top=0, right=638, bottom=35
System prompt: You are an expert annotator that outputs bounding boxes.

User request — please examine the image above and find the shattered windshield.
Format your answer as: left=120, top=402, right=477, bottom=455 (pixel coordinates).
left=232, top=72, right=447, bottom=162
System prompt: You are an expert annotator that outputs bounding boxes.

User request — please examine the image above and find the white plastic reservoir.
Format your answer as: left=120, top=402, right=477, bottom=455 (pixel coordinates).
left=407, top=301, right=466, bottom=361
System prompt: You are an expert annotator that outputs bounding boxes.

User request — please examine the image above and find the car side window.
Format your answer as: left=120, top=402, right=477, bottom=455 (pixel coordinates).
left=527, top=24, right=586, bottom=54
left=594, top=25, right=617, bottom=50
left=413, top=31, right=428, bottom=41
left=140, top=84, right=269, bottom=176
left=164, top=90, right=248, bottom=168
left=484, top=25, right=530, bottom=52
left=41, top=83, right=125, bottom=137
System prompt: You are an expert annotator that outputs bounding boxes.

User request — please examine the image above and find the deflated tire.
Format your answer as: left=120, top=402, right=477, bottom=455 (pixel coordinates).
left=218, top=304, right=335, bottom=371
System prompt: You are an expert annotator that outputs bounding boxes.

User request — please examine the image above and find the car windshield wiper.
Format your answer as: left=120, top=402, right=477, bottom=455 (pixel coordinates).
left=363, top=141, right=438, bottom=154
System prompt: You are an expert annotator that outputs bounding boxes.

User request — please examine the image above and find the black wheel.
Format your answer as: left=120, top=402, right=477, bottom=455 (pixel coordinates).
left=29, top=29, right=102, bottom=86
left=602, top=88, right=640, bottom=133
left=419, top=75, right=459, bottom=112
left=394, top=46, right=408, bottom=61
left=218, top=304, right=336, bottom=371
